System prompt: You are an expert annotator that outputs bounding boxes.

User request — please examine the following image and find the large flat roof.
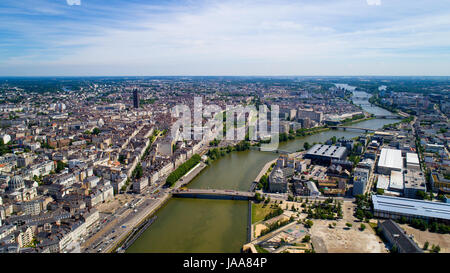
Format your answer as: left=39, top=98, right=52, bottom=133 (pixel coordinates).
left=306, top=144, right=347, bottom=159
left=390, top=170, right=404, bottom=191
left=406, top=153, right=420, bottom=165
left=372, top=195, right=450, bottom=221
left=378, top=148, right=403, bottom=170
left=377, top=175, right=390, bottom=190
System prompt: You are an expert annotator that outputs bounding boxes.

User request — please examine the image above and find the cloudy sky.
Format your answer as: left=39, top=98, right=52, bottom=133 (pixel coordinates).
left=0, top=0, right=449, bottom=76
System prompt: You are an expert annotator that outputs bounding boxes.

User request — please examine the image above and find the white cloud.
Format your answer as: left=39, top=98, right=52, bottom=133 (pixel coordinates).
left=366, top=0, right=381, bottom=6
left=66, top=0, right=81, bottom=6
left=2, top=0, right=450, bottom=76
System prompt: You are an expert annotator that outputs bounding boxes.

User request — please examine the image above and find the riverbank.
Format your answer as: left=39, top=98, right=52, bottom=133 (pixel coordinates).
left=340, top=116, right=375, bottom=126
left=108, top=162, right=208, bottom=253
left=106, top=192, right=172, bottom=253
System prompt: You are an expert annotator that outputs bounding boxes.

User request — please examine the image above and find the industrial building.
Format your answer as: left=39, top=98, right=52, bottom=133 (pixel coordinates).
left=372, top=195, right=450, bottom=223
left=389, top=170, right=404, bottom=193
left=406, top=153, right=420, bottom=171
left=376, top=174, right=390, bottom=191
left=377, top=148, right=403, bottom=175
left=403, top=170, right=426, bottom=198
left=378, top=220, right=423, bottom=253
left=305, top=144, right=348, bottom=165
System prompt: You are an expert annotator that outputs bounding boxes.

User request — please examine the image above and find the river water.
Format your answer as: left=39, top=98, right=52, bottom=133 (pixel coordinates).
left=126, top=90, right=400, bottom=253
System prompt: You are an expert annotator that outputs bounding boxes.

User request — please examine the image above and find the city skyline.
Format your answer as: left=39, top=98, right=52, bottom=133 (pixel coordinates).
left=1, top=0, right=450, bottom=76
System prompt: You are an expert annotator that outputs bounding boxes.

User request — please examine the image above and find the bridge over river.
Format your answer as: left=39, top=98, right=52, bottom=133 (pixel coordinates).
left=172, top=189, right=255, bottom=200
left=330, top=125, right=377, bottom=132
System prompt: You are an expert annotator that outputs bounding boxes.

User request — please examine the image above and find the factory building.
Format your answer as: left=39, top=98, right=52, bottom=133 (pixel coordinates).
left=372, top=195, right=450, bottom=223
left=377, top=148, right=403, bottom=175
left=305, top=144, right=348, bottom=165
left=403, top=170, right=426, bottom=199
left=406, top=153, right=420, bottom=171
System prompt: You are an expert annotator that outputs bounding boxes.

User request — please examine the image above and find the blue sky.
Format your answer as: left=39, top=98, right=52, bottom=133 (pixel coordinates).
left=0, top=0, right=449, bottom=76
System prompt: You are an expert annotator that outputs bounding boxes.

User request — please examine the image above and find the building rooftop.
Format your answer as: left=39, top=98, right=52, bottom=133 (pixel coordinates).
left=377, top=175, right=390, bottom=190
left=379, top=220, right=423, bottom=253
left=404, top=170, right=426, bottom=190
left=306, top=144, right=347, bottom=159
left=372, top=195, right=450, bottom=221
left=378, top=148, right=403, bottom=171
left=406, top=153, right=420, bottom=165
left=390, top=170, right=404, bottom=191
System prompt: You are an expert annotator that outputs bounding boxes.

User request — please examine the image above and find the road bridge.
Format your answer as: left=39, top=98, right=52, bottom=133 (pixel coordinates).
left=172, top=189, right=255, bottom=200
left=330, top=125, right=377, bottom=132
left=373, top=115, right=400, bottom=119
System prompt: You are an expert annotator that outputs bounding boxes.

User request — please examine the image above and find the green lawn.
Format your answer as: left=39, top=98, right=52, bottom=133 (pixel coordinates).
left=251, top=202, right=278, bottom=224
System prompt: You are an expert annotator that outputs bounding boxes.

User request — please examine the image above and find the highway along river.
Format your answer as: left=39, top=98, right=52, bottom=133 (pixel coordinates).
left=126, top=92, right=400, bottom=253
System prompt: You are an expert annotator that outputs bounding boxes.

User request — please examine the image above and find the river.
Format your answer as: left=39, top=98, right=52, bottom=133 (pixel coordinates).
left=126, top=90, right=400, bottom=253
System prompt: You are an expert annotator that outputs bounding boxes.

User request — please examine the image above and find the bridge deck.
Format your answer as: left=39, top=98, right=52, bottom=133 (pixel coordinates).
left=173, top=189, right=255, bottom=199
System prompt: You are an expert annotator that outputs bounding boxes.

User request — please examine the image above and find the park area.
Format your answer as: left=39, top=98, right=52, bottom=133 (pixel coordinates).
left=251, top=202, right=281, bottom=223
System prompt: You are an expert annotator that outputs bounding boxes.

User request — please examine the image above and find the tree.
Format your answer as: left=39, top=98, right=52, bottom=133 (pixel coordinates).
left=355, top=208, right=365, bottom=220
left=416, top=190, right=427, bottom=200
left=133, top=163, right=143, bottom=179
left=423, top=241, right=429, bottom=250
left=165, top=154, right=201, bottom=186
left=118, top=154, right=126, bottom=164
left=346, top=223, right=353, bottom=228
left=391, top=245, right=398, bottom=253
left=431, top=245, right=440, bottom=253
left=331, top=136, right=337, bottom=144
left=254, top=192, right=263, bottom=202
left=305, top=220, right=314, bottom=228
left=92, top=127, right=101, bottom=135
left=303, top=142, right=311, bottom=150
left=360, top=223, right=366, bottom=231
left=56, top=161, right=67, bottom=173
left=302, top=235, right=311, bottom=243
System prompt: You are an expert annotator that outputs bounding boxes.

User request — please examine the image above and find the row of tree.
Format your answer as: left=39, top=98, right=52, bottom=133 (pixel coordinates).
left=165, top=154, right=201, bottom=187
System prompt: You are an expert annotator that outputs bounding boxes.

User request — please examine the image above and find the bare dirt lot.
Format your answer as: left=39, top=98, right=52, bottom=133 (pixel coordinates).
left=400, top=224, right=450, bottom=253
left=309, top=200, right=387, bottom=253
left=310, top=220, right=388, bottom=253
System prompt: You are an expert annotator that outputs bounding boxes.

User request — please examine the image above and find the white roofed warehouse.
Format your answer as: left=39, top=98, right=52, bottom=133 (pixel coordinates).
left=377, top=148, right=403, bottom=175
left=406, top=153, right=420, bottom=171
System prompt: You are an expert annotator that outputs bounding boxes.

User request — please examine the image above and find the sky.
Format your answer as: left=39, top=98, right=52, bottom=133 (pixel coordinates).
left=0, top=0, right=449, bottom=76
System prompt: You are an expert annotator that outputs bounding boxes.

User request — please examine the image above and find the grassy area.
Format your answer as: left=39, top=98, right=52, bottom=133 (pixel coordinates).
left=368, top=222, right=378, bottom=231
left=254, top=244, right=269, bottom=253
left=251, top=202, right=279, bottom=224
